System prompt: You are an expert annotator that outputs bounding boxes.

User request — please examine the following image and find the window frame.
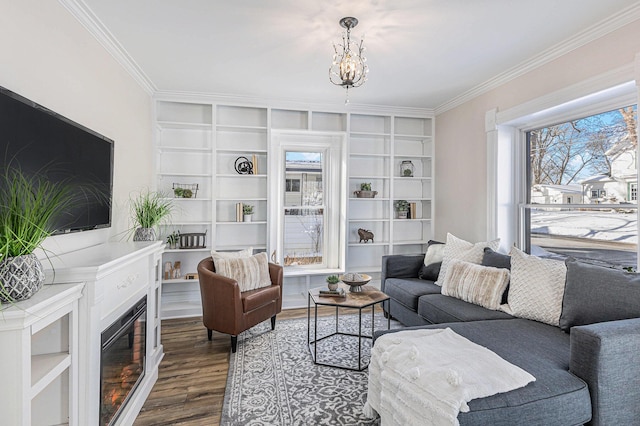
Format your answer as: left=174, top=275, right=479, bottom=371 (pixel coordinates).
left=268, top=130, right=347, bottom=275
left=486, top=79, right=638, bottom=268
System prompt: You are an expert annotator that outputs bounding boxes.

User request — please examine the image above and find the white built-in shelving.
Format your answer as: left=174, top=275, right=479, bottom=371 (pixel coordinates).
left=0, top=282, right=84, bottom=426
left=154, top=98, right=434, bottom=313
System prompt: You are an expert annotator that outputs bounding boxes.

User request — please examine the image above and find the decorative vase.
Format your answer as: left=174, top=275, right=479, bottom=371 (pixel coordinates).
left=397, top=210, right=408, bottom=219
left=400, top=160, right=414, bottom=177
left=0, top=254, right=45, bottom=302
left=134, top=227, right=157, bottom=241
left=243, top=214, right=253, bottom=222
left=327, top=282, right=339, bottom=291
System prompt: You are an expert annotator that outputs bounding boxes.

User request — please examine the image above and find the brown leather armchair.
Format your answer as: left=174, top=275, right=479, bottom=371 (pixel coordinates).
left=197, top=257, right=283, bottom=353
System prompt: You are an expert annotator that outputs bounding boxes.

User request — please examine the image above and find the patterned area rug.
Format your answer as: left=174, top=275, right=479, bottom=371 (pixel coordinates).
left=221, top=314, right=401, bottom=425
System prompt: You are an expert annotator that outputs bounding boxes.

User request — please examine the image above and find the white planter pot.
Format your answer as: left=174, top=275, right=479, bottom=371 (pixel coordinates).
left=243, top=214, right=253, bottom=222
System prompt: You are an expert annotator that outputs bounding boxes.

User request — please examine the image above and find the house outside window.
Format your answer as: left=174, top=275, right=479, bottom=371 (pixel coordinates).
left=524, top=105, right=638, bottom=268
left=286, top=178, right=301, bottom=192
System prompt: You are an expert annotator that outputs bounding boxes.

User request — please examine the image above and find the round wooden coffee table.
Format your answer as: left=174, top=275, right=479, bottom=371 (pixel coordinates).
left=307, top=283, right=390, bottom=371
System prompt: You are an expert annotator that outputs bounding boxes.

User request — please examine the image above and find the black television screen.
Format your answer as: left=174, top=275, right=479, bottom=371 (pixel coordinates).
left=0, top=86, right=113, bottom=234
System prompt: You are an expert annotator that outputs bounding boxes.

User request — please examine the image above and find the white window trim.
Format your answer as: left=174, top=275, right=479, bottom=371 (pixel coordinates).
left=486, top=58, right=640, bottom=258
left=269, top=130, right=347, bottom=275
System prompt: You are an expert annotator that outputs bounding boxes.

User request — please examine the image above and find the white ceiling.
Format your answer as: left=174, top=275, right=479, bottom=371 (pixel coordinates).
left=79, top=0, right=640, bottom=110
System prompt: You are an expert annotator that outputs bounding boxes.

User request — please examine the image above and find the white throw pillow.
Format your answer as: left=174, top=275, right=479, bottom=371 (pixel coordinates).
left=507, top=247, right=567, bottom=326
left=211, top=247, right=253, bottom=259
left=214, top=252, right=271, bottom=292
left=436, top=233, right=500, bottom=286
left=423, top=243, right=445, bottom=267
left=441, top=259, right=510, bottom=311
left=211, top=247, right=253, bottom=270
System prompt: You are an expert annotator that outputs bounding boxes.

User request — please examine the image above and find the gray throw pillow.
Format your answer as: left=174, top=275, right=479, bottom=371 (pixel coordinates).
left=419, top=240, right=444, bottom=281
left=560, top=258, right=640, bottom=332
left=482, top=247, right=511, bottom=304
left=482, top=247, right=511, bottom=270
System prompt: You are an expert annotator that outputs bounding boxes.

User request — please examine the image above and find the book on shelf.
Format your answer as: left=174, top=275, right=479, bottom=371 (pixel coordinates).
left=236, top=202, right=243, bottom=222
left=252, top=154, right=258, bottom=175
left=410, top=202, right=417, bottom=219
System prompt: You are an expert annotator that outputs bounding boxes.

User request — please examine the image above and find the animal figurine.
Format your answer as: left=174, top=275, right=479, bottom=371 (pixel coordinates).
left=358, top=228, right=374, bottom=243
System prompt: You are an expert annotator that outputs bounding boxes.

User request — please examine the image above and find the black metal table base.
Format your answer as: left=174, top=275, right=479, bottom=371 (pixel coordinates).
left=307, top=294, right=390, bottom=371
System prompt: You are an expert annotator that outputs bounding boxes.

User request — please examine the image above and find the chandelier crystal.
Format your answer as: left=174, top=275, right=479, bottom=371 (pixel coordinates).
left=329, top=17, right=368, bottom=104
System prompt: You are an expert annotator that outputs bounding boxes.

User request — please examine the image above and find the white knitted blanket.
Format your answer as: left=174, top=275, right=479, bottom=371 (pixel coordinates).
left=363, top=328, right=536, bottom=426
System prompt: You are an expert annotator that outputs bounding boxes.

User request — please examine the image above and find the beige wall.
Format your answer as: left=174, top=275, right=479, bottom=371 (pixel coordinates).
left=434, top=20, right=640, bottom=243
left=0, top=0, right=152, bottom=244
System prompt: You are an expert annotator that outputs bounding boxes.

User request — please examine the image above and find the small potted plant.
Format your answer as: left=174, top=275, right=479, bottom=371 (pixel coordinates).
left=243, top=204, right=254, bottom=222
left=130, top=190, right=174, bottom=241
left=354, top=182, right=378, bottom=198
left=326, top=274, right=340, bottom=291
left=166, top=231, right=180, bottom=250
left=394, top=200, right=410, bottom=219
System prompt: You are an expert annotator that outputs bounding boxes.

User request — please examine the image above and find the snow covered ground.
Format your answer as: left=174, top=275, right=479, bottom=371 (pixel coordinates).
left=531, top=209, right=637, bottom=245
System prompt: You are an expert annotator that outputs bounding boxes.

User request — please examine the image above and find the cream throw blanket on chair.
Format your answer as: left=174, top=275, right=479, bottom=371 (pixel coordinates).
left=364, top=328, right=535, bottom=426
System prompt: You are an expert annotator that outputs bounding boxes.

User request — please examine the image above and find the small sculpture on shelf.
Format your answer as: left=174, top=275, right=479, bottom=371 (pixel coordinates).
left=354, top=182, right=378, bottom=198
left=234, top=156, right=254, bottom=175
left=358, top=228, right=374, bottom=243
left=164, top=261, right=173, bottom=280
left=172, top=261, right=182, bottom=279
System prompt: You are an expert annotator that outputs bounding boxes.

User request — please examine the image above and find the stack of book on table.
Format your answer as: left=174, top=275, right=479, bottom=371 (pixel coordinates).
left=319, top=288, right=346, bottom=298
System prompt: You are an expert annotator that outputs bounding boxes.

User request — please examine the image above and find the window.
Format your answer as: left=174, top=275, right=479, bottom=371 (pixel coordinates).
left=524, top=105, right=637, bottom=268
left=269, top=132, right=347, bottom=273
left=283, top=152, right=324, bottom=266
left=285, top=178, right=301, bottom=192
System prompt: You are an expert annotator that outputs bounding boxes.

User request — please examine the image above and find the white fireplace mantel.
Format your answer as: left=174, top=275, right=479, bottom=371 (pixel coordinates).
left=45, top=241, right=165, bottom=426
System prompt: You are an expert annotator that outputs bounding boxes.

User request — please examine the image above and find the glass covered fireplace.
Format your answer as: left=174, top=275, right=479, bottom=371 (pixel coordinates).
left=100, top=297, right=147, bottom=426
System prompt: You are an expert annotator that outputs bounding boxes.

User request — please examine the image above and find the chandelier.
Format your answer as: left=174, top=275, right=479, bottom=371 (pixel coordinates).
left=329, top=17, right=368, bottom=104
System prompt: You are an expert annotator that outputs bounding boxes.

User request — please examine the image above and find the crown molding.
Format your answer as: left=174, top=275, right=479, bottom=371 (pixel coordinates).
left=435, top=2, right=640, bottom=116
left=58, top=0, right=157, bottom=95
left=154, top=90, right=435, bottom=117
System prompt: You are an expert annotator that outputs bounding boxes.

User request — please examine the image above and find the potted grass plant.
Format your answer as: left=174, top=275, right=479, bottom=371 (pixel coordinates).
left=130, top=190, right=174, bottom=241
left=0, top=166, right=77, bottom=302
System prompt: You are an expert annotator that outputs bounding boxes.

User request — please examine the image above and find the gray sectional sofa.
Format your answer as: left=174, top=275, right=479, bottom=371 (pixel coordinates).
left=378, top=252, right=640, bottom=426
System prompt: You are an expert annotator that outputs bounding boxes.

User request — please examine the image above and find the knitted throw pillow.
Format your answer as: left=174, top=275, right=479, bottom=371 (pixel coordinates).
left=508, top=247, right=566, bottom=326
left=214, top=252, right=271, bottom=292
left=441, top=259, right=510, bottom=310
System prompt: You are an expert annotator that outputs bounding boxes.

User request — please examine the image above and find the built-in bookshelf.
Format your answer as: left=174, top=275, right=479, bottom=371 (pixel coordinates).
left=154, top=99, right=433, bottom=313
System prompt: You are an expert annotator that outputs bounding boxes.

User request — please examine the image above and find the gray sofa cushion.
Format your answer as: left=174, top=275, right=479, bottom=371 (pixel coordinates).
left=384, top=278, right=440, bottom=311
left=560, top=258, right=640, bottom=332
left=376, top=319, right=592, bottom=426
left=418, top=294, right=514, bottom=323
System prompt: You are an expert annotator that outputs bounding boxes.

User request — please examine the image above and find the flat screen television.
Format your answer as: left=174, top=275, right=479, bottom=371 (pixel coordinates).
left=0, top=85, right=114, bottom=234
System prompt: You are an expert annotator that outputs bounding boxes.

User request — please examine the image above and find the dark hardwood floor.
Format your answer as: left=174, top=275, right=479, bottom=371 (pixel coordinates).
left=133, top=308, right=313, bottom=426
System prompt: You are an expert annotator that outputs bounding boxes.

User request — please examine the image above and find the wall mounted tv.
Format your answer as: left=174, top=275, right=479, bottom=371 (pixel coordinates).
left=0, top=85, right=114, bottom=234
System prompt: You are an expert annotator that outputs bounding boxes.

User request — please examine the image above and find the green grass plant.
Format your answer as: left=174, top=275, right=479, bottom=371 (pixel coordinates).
left=130, top=190, right=174, bottom=229
left=0, top=167, right=76, bottom=260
